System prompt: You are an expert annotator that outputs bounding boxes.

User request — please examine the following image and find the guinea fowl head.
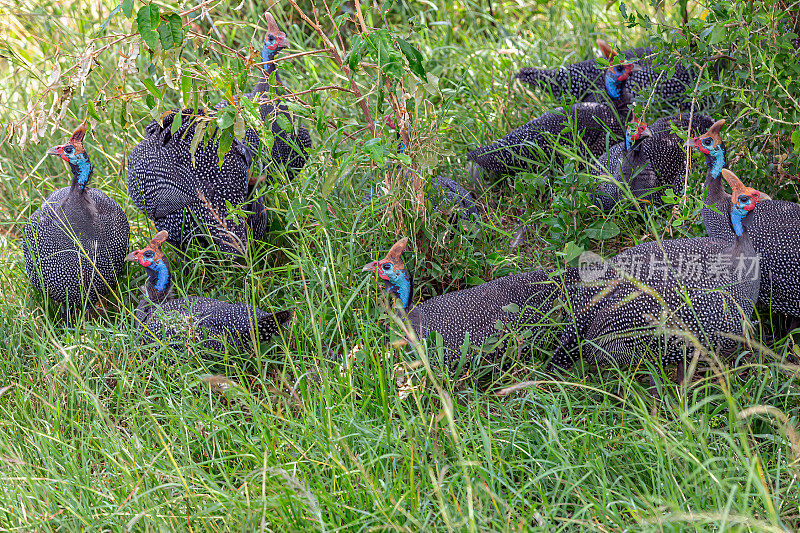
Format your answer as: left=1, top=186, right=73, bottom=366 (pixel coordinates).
left=686, top=119, right=726, bottom=176
left=362, top=237, right=413, bottom=310
left=597, top=40, right=642, bottom=100
left=47, top=123, right=92, bottom=189
left=126, top=230, right=172, bottom=295
left=262, top=13, right=288, bottom=65
left=721, top=169, right=771, bottom=235
left=625, top=115, right=652, bottom=152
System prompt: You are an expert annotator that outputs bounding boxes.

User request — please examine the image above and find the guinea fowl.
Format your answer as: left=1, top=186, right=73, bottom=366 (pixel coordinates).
left=217, top=13, right=312, bottom=178
left=362, top=238, right=571, bottom=367
left=23, top=124, right=130, bottom=318
left=593, top=113, right=715, bottom=211
left=468, top=41, right=639, bottom=179
left=516, top=42, right=695, bottom=109
left=127, top=14, right=309, bottom=255
left=549, top=169, right=768, bottom=382
left=126, top=230, right=291, bottom=351
left=688, top=123, right=800, bottom=322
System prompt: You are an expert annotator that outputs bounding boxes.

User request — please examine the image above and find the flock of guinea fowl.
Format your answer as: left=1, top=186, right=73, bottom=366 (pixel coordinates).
left=21, top=13, right=800, bottom=388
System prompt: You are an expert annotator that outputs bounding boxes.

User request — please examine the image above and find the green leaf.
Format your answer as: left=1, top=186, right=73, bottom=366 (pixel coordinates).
left=137, top=5, right=160, bottom=49
left=364, top=137, right=384, bottom=164
left=275, top=113, right=293, bottom=133
left=122, top=0, right=134, bottom=18
left=584, top=219, right=620, bottom=240
left=564, top=241, right=585, bottom=264
left=158, top=13, right=184, bottom=50
left=181, top=73, right=192, bottom=106
left=217, top=129, right=233, bottom=167
left=170, top=111, right=183, bottom=135
left=216, top=105, right=236, bottom=130
left=346, top=38, right=364, bottom=72
left=87, top=100, right=100, bottom=121
left=234, top=110, right=245, bottom=140
left=500, top=303, right=520, bottom=314
left=137, top=4, right=159, bottom=31
left=141, top=77, right=160, bottom=99
left=792, top=127, right=800, bottom=152
left=397, top=38, right=425, bottom=79
left=189, top=120, right=207, bottom=166
left=466, top=276, right=485, bottom=286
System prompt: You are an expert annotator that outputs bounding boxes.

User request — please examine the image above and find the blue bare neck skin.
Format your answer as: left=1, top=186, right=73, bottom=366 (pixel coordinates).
left=604, top=73, right=622, bottom=100
left=731, top=207, right=748, bottom=237
left=387, top=270, right=412, bottom=310
left=146, top=259, right=171, bottom=297
left=706, top=149, right=726, bottom=180
left=261, top=44, right=279, bottom=75
left=71, top=157, right=92, bottom=190
left=254, top=44, right=281, bottom=95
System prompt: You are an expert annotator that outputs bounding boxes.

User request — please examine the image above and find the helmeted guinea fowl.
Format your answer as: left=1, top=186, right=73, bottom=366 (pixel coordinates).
left=362, top=237, right=571, bottom=366
left=126, top=230, right=292, bottom=350
left=593, top=113, right=715, bottom=210
left=549, top=169, right=768, bottom=381
left=516, top=41, right=695, bottom=109
left=468, top=41, right=640, bottom=179
left=688, top=122, right=800, bottom=322
left=217, top=13, right=312, bottom=178
left=127, top=13, right=309, bottom=255
left=23, top=124, right=130, bottom=318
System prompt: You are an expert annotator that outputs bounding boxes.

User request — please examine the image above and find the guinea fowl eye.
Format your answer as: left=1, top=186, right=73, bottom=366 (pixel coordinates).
left=702, top=137, right=712, bottom=146
left=381, top=263, right=391, bottom=271
left=268, top=35, right=275, bottom=42
left=144, top=251, right=154, bottom=259
left=64, top=146, right=74, bottom=154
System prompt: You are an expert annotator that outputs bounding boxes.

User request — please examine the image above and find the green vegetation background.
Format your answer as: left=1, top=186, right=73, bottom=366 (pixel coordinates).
left=0, top=0, right=798, bottom=530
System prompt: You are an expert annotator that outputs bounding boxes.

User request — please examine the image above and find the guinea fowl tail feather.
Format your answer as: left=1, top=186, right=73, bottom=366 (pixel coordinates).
left=258, top=309, right=293, bottom=341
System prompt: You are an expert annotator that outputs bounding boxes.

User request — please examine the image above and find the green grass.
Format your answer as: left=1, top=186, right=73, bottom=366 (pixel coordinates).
left=0, top=0, right=799, bottom=530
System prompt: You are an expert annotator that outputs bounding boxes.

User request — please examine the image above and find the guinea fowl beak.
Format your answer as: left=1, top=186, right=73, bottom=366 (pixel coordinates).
left=362, top=261, right=377, bottom=272
left=47, top=145, right=65, bottom=160
left=640, top=126, right=653, bottom=139
left=125, top=251, right=141, bottom=263
left=276, top=32, right=288, bottom=49
left=628, top=63, right=643, bottom=73
left=684, top=138, right=699, bottom=149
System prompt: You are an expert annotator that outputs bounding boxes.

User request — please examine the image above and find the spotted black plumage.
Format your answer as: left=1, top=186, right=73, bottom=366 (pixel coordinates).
left=688, top=122, right=800, bottom=319
left=126, top=231, right=291, bottom=351
left=127, top=108, right=254, bottom=255
left=23, top=124, right=130, bottom=318
left=549, top=169, right=766, bottom=377
left=430, top=175, right=481, bottom=219
left=593, top=113, right=715, bottom=210
left=127, top=14, right=309, bottom=255
left=517, top=41, right=695, bottom=109
left=363, top=238, right=571, bottom=366
left=468, top=43, right=639, bottom=178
